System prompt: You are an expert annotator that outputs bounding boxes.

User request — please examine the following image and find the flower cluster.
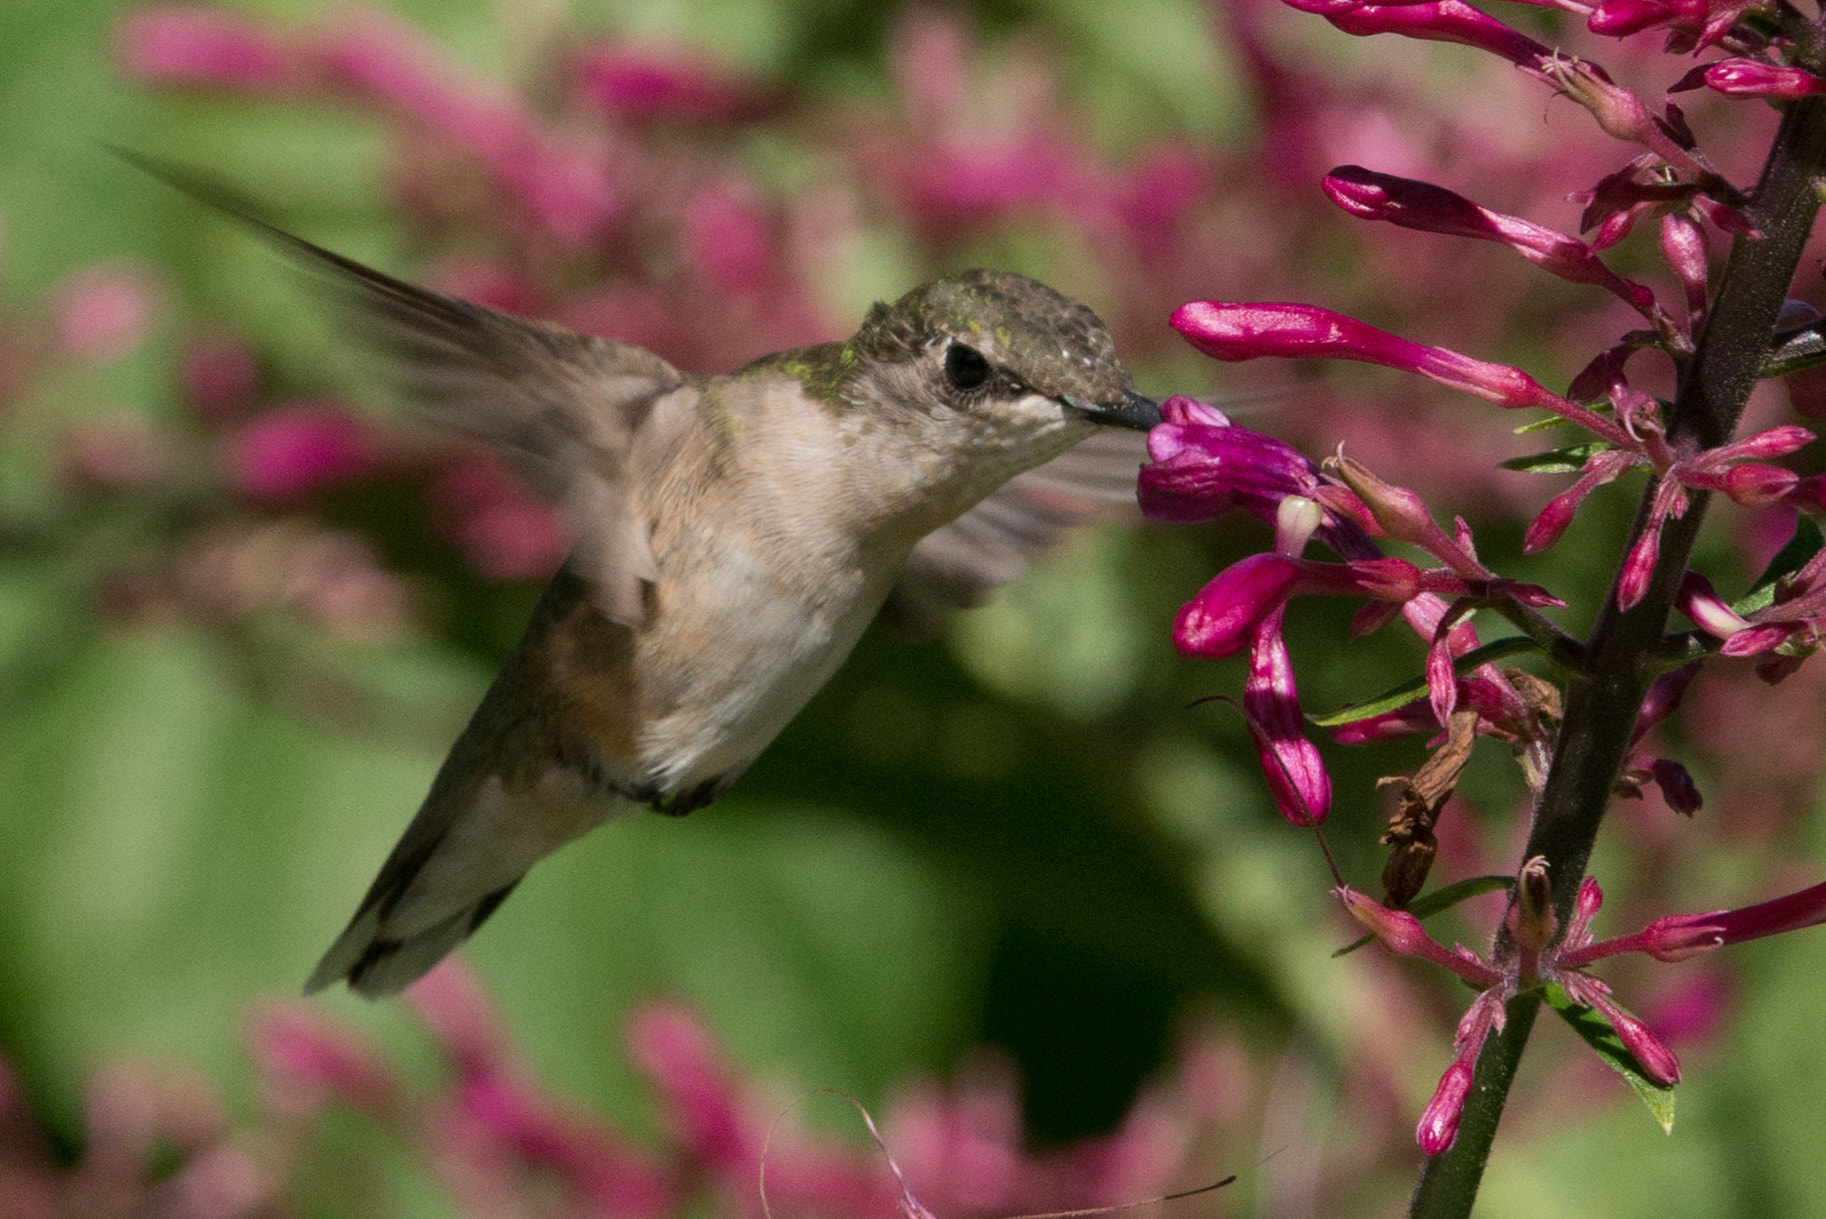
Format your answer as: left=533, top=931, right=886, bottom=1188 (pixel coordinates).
left=1141, top=0, right=1826, bottom=1170
left=0, top=961, right=1249, bottom=1218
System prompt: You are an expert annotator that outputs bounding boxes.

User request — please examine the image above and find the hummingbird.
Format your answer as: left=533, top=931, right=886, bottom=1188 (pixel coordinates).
left=124, top=153, right=1161, bottom=998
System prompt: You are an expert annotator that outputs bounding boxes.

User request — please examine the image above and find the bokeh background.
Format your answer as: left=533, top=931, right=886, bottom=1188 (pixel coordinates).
left=6, top=0, right=1826, bottom=1214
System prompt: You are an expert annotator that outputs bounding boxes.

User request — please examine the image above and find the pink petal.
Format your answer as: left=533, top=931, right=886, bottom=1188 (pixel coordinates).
left=1244, top=609, right=1331, bottom=824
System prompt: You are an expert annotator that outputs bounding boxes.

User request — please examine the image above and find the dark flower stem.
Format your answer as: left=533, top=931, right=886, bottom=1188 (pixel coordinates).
left=1409, top=96, right=1826, bottom=1219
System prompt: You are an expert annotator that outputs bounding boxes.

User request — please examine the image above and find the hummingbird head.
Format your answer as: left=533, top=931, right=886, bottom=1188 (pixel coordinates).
left=848, top=269, right=1161, bottom=436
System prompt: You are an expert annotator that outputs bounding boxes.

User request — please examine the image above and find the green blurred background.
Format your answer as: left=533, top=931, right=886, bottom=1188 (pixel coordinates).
left=7, top=0, right=1826, bottom=1215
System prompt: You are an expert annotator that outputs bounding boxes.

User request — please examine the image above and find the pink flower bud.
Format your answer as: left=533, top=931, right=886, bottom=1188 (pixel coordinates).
left=1719, top=622, right=1798, bottom=656
left=116, top=5, right=295, bottom=91
left=1593, top=992, right=1683, bottom=1085
left=1330, top=454, right=1439, bottom=547
left=1173, top=302, right=1553, bottom=410
left=1244, top=609, right=1331, bottom=824
left=1708, top=879, right=1826, bottom=944
left=1297, top=0, right=1550, bottom=66
left=1323, top=166, right=1655, bottom=311
left=1675, top=570, right=1751, bottom=639
left=1659, top=212, right=1707, bottom=328
left=224, top=403, right=376, bottom=499
left=1524, top=451, right=1635, bottom=553
left=1586, top=0, right=1706, bottom=36
left=1173, top=553, right=1301, bottom=659
left=1726, top=463, right=1800, bottom=506
left=1631, top=661, right=1699, bottom=745
left=1336, top=889, right=1503, bottom=985
left=1572, top=875, right=1605, bottom=937
left=1704, top=58, right=1826, bottom=99
left=1417, top=1050, right=1475, bottom=1156
left=1616, top=513, right=1665, bottom=611
left=1505, top=855, right=1558, bottom=955
left=1648, top=757, right=1703, bottom=814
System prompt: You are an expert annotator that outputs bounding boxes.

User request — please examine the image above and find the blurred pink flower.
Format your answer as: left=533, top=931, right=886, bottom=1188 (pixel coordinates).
left=224, top=403, right=377, bottom=499
left=685, top=181, right=774, bottom=295
left=51, top=265, right=157, bottom=361
left=248, top=1004, right=397, bottom=1119
left=430, top=455, right=569, bottom=582
left=574, top=44, right=767, bottom=123
left=115, top=4, right=295, bottom=91
left=180, top=332, right=261, bottom=418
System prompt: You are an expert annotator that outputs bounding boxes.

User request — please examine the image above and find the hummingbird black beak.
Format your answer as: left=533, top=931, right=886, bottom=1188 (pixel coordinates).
left=1065, top=390, right=1162, bottom=431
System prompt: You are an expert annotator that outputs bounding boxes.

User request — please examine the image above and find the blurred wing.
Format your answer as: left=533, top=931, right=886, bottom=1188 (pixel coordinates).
left=121, top=149, right=685, bottom=625
left=886, top=428, right=1148, bottom=637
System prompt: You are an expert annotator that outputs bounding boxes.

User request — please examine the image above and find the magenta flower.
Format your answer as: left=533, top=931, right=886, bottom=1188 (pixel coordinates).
left=574, top=44, right=766, bottom=123
left=1701, top=59, right=1826, bottom=99
left=1171, top=302, right=1631, bottom=444
left=51, top=264, right=157, bottom=361
left=1586, top=0, right=1707, bottom=36
left=1244, top=606, right=1331, bottom=825
left=224, top=403, right=377, bottom=499
left=180, top=332, right=261, bottom=419
left=247, top=1004, right=397, bottom=1119
left=318, top=13, right=620, bottom=244
left=1282, top=0, right=1551, bottom=66
left=429, top=456, right=569, bottom=583
left=1322, top=166, right=1658, bottom=315
left=115, top=4, right=296, bottom=92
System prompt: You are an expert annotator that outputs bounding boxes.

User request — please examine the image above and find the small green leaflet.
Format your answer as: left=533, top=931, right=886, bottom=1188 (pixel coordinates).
left=1513, top=415, right=1574, bottom=434
left=1762, top=324, right=1826, bottom=380
left=1498, top=442, right=1610, bottom=475
left=1332, top=875, right=1512, bottom=957
left=1736, top=514, right=1824, bottom=616
left=1308, top=636, right=1542, bottom=728
left=1543, top=982, right=1676, bottom=1133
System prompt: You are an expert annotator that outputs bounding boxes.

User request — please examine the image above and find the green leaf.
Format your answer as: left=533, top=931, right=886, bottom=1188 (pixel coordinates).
left=1498, top=443, right=1610, bottom=474
left=1332, top=874, right=1512, bottom=957
left=1544, top=982, right=1676, bottom=1133
left=1762, top=325, right=1826, bottom=380
left=1308, top=636, right=1542, bottom=728
left=1513, top=415, right=1574, bottom=434
left=1737, top=515, right=1825, bottom=616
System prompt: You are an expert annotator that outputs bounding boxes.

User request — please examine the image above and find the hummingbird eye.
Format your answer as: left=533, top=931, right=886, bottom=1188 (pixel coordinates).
left=944, top=343, right=991, bottom=391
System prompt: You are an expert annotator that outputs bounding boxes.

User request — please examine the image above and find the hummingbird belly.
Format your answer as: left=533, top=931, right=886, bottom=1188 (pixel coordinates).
left=632, top=533, right=890, bottom=796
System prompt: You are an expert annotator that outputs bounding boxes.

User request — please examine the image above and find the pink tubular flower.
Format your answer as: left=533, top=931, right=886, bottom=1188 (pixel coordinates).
left=626, top=1003, right=750, bottom=1168
left=116, top=5, right=296, bottom=91
left=317, top=14, right=619, bottom=244
left=1341, top=876, right=1702, bottom=1153
left=1323, top=166, right=1657, bottom=314
left=1702, top=58, right=1826, bottom=98
left=224, top=403, right=377, bottom=499
left=1524, top=449, right=1640, bottom=554
left=574, top=44, right=765, bottom=123
left=1243, top=607, right=1331, bottom=824
left=247, top=1004, right=397, bottom=1119
left=1418, top=990, right=1506, bottom=1155
left=1171, top=302, right=1631, bottom=444
left=1139, top=397, right=1374, bottom=547
left=1586, top=0, right=1707, bottom=36
left=1283, top=0, right=1551, bottom=66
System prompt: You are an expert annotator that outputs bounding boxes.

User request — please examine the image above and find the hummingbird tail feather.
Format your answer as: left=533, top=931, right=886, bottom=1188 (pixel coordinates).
left=304, top=878, right=521, bottom=998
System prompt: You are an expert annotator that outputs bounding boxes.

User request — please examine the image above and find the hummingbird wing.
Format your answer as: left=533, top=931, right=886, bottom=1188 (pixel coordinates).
left=887, top=429, right=1148, bottom=636
left=119, top=149, right=684, bottom=626
left=265, top=240, right=685, bottom=627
